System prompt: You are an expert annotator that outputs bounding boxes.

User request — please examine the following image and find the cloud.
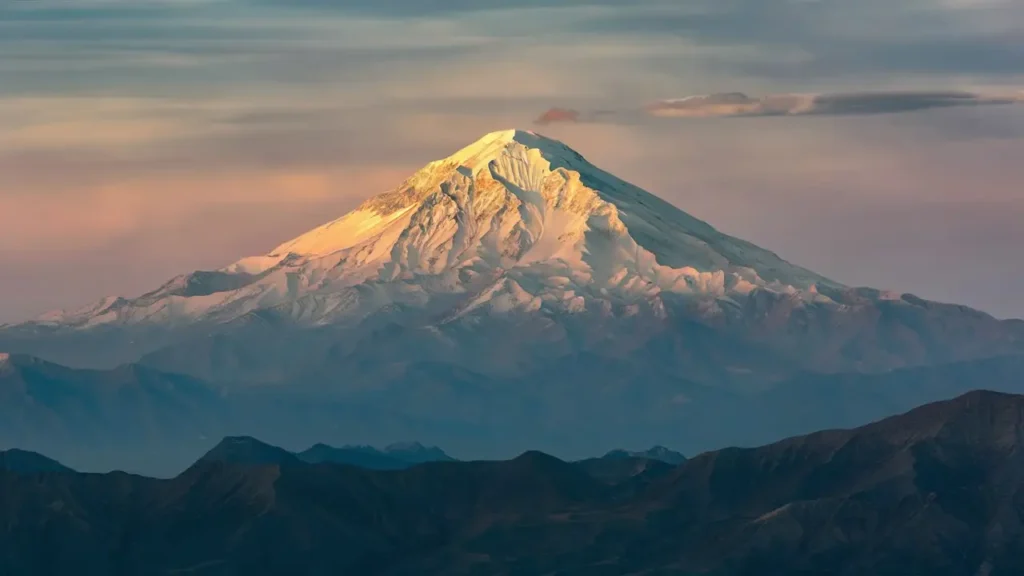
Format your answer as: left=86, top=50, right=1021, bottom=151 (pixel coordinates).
left=569, top=0, right=1024, bottom=78
left=649, top=90, right=1024, bottom=117
left=243, top=0, right=667, bottom=17
left=803, top=91, right=1024, bottom=115
left=535, top=90, right=1024, bottom=124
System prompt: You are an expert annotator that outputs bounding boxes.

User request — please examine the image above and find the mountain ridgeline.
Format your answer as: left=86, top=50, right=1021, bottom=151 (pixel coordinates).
left=2, top=391, right=1024, bottom=575
left=200, top=436, right=458, bottom=470
left=0, top=129, right=1022, bottom=472
left=3, top=350, right=1024, bottom=475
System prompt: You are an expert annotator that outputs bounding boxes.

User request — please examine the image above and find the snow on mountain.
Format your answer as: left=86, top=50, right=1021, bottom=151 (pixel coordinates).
left=26, top=129, right=838, bottom=332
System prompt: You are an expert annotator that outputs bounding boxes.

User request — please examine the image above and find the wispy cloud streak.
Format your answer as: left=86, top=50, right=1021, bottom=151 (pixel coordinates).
left=537, top=90, right=1024, bottom=124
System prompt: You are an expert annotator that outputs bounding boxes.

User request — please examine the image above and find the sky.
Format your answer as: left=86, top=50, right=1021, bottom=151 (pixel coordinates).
left=1, top=0, right=1023, bottom=322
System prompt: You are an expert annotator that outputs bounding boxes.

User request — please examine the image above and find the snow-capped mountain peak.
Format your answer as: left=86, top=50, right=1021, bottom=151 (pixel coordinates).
left=241, top=129, right=594, bottom=265
left=27, top=129, right=837, bottom=330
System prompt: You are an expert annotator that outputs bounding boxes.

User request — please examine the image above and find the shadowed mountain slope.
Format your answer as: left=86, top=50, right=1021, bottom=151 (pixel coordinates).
left=2, top=391, right=1024, bottom=575
left=0, top=449, right=72, bottom=473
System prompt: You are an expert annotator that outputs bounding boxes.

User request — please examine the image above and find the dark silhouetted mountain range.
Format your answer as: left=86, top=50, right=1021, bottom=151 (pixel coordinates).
left=2, top=391, right=1023, bottom=575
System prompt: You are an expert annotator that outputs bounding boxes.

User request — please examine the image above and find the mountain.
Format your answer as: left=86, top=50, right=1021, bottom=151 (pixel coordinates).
left=0, top=449, right=72, bottom=474
left=0, top=352, right=473, bottom=475
left=636, top=389, right=1024, bottom=576
left=15, top=129, right=829, bottom=332
left=298, top=443, right=409, bottom=469
left=0, top=352, right=228, bottom=475
left=571, top=446, right=685, bottom=487
left=1, top=391, right=1023, bottom=575
left=4, top=129, right=1020, bottom=383
left=381, top=441, right=455, bottom=464
left=574, top=454, right=676, bottom=487
left=199, top=436, right=300, bottom=467
left=299, top=441, right=454, bottom=469
left=2, top=129, right=1023, bottom=472
left=196, top=437, right=454, bottom=470
left=601, top=445, right=687, bottom=464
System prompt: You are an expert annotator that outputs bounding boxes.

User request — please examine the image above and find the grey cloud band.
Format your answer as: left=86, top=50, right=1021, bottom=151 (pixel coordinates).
left=536, top=90, right=1024, bottom=124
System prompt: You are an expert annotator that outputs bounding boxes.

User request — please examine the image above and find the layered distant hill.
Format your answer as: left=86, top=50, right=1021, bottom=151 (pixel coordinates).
left=600, top=446, right=687, bottom=465
left=4, top=349, right=1024, bottom=475
left=1, top=130, right=1023, bottom=470
left=297, top=441, right=455, bottom=469
left=2, top=391, right=1023, bottom=575
left=0, top=352, right=225, bottom=474
left=200, top=436, right=456, bottom=470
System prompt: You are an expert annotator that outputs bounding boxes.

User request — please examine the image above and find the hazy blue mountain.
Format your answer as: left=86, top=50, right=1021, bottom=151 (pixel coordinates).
left=0, top=353, right=227, bottom=475
left=601, top=446, right=686, bottom=464
left=2, top=351, right=1024, bottom=476
left=381, top=441, right=455, bottom=463
left=298, top=442, right=453, bottom=469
